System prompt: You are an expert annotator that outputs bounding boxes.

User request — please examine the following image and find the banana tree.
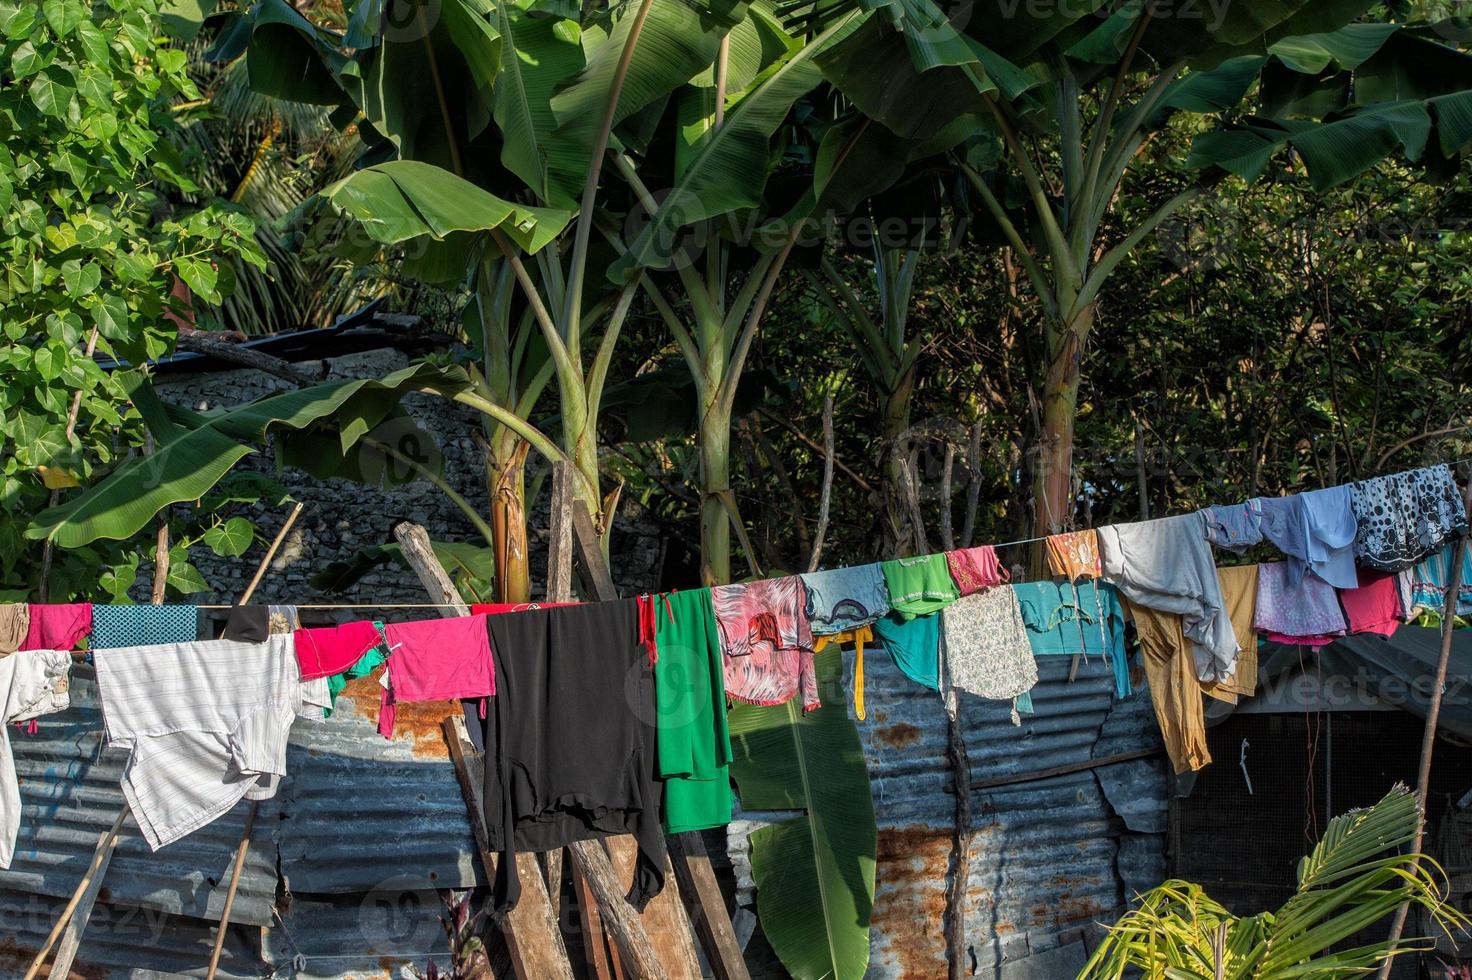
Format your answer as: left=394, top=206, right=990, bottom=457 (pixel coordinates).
left=815, top=0, right=1472, bottom=537
left=804, top=244, right=925, bottom=556
left=1080, top=784, right=1467, bottom=978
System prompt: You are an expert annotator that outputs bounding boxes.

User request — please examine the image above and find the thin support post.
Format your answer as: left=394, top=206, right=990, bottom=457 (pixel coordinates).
left=206, top=501, right=305, bottom=977
left=24, top=805, right=128, bottom=980
left=204, top=801, right=257, bottom=980
left=1376, top=476, right=1472, bottom=978
left=239, top=502, right=304, bottom=605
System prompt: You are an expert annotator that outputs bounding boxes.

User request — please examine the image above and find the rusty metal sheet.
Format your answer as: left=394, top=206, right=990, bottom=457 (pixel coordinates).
left=277, top=675, right=484, bottom=894
left=728, top=650, right=1168, bottom=978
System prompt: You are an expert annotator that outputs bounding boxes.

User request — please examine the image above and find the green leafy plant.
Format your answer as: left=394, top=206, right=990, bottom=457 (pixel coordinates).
left=1079, top=785, right=1469, bottom=979
left=727, top=647, right=878, bottom=979
left=0, top=0, right=263, bottom=596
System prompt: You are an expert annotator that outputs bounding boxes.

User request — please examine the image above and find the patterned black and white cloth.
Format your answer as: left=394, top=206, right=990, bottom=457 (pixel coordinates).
left=1350, top=464, right=1468, bottom=572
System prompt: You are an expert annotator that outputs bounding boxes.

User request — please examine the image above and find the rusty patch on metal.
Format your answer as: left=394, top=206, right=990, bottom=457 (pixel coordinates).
left=871, top=827, right=951, bottom=977
left=336, top=673, right=456, bottom=759
left=878, top=722, right=922, bottom=749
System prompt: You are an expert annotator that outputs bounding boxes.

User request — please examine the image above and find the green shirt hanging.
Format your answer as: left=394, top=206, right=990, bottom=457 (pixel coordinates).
left=654, top=589, right=734, bottom=833
left=881, top=554, right=960, bottom=619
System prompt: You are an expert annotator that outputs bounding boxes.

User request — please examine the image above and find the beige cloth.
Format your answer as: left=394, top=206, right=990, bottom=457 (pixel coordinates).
left=1129, top=564, right=1262, bottom=774
left=0, top=606, right=28, bottom=656
left=1205, top=565, right=1259, bottom=702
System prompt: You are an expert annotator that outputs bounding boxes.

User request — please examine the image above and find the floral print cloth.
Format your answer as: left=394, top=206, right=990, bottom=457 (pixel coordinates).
left=712, top=576, right=818, bottom=711
left=941, top=587, right=1038, bottom=725
left=1253, top=561, right=1346, bottom=646
left=1044, top=530, right=1102, bottom=581
left=1350, top=464, right=1467, bottom=572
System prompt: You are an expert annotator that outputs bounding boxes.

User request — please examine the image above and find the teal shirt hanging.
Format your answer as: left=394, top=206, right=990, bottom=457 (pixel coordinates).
left=873, top=611, right=941, bottom=690
left=1012, top=580, right=1131, bottom=699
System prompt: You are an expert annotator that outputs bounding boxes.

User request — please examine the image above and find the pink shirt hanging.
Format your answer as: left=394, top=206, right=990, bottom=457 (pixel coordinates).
left=20, top=603, right=92, bottom=652
left=946, top=546, right=1008, bottom=597
left=295, top=620, right=384, bottom=680
left=1340, top=568, right=1403, bottom=638
left=378, top=614, right=495, bottom=738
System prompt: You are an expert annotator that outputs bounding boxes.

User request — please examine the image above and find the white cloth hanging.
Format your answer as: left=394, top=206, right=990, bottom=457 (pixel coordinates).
left=0, top=649, right=71, bottom=868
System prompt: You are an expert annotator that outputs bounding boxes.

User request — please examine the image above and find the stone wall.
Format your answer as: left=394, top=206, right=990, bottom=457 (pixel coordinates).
left=143, top=348, right=664, bottom=614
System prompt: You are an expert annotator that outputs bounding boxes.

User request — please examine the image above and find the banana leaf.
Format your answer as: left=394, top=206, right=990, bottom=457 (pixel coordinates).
left=608, top=9, right=869, bottom=278
left=28, top=362, right=470, bottom=548
left=728, top=647, right=877, bottom=980
left=323, top=160, right=573, bottom=255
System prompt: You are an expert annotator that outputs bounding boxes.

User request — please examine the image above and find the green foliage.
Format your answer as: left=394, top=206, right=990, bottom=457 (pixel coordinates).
left=728, top=648, right=877, bottom=980
left=0, top=0, right=263, bottom=596
left=1078, top=786, right=1468, bottom=978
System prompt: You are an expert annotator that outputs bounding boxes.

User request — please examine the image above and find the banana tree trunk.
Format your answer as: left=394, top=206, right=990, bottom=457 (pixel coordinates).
left=880, top=365, right=917, bottom=558
left=488, top=438, right=532, bottom=603
left=1032, top=302, right=1093, bottom=539
left=699, top=399, right=732, bottom=586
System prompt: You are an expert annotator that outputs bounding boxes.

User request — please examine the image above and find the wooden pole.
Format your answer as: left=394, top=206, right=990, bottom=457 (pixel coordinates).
left=239, top=502, right=304, bottom=605
left=205, top=501, right=306, bottom=978
left=204, top=801, right=256, bottom=979
left=1376, top=477, right=1472, bottom=978
left=442, top=715, right=575, bottom=980
left=392, top=521, right=471, bottom=616
left=23, top=805, right=127, bottom=980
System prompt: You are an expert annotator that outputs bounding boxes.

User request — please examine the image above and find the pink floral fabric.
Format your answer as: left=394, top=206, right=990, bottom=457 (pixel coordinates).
left=945, top=546, right=1007, bottom=597
left=712, top=577, right=818, bottom=711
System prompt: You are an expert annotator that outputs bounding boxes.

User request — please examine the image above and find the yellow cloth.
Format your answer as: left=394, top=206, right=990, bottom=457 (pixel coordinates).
left=0, top=605, right=28, bottom=656
left=1128, top=564, right=1261, bottom=774
left=1128, top=600, right=1212, bottom=774
left=1205, top=565, right=1259, bottom=703
left=814, top=626, right=874, bottom=720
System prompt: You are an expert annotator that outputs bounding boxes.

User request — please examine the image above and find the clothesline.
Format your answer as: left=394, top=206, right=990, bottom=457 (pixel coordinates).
left=183, top=454, right=1472, bottom=612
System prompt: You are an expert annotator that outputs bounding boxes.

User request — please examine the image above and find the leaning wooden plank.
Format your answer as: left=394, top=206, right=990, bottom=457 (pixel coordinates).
left=566, top=840, right=670, bottom=980
left=393, top=521, right=472, bottom=616
left=668, top=832, right=752, bottom=980
left=604, top=836, right=701, bottom=980
left=25, top=805, right=128, bottom=980
left=546, top=461, right=576, bottom=603
left=570, top=858, right=621, bottom=980
left=444, top=715, right=575, bottom=980
left=570, top=500, right=619, bottom=602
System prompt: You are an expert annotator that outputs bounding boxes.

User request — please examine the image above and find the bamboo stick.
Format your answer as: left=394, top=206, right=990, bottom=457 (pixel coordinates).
left=204, top=502, right=306, bottom=978
left=23, top=805, right=127, bottom=980
left=1375, top=476, right=1472, bottom=978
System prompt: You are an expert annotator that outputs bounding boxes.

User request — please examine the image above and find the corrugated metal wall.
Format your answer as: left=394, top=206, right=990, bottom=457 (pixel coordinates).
left=3, top=651, right=1167, bottom=977
left=728, top=653, right=1169, bottom=979
left=0, top=665, right=468, bottom=978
